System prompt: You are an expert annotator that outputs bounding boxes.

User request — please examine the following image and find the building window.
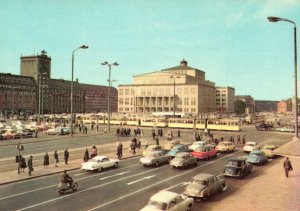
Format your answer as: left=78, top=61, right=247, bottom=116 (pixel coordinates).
left=184, top=88, right=188, bottom=95
left=125, top=89, right=129, bottom=95
left=191, top=98, right=196, bottom=105
left=177, top=88, right=182, bottom=94
left=191, top=87, right=196, bottom=94
left=125, top=98, right=129, bottom=105
left=184, top=98, right=189, bottom=105
left=119, top=98, right=123, bottom=105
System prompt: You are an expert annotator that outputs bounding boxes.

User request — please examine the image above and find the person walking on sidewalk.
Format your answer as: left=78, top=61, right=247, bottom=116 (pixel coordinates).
left=27, top=156, right=33, bottom=176
left=64, top=148, right=69, bottom=165
left=43, top=153, right=50, bottom=168
left=20, top=156, right=27, bottom=173
left=283, top=157, right=293, bottom=177
left=117, top=142, right=123, bottom=159
left=54, top=150, right=59, bottom=167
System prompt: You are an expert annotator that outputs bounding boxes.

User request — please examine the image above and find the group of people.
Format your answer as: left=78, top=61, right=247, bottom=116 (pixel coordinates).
left=17, top=155, right=33, bottom=176
left=42, top=148, right=70, bottom=168
left=116, top=127, right=132, bottom=137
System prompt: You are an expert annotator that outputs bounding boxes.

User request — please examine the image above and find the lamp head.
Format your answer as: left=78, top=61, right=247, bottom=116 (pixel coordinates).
left=80, top=45, right=89, bottom=49
left=268, top=16, right=281, bottom=22
left=101, top=61, right=108, bottom=65
left=113, top=62, right=119, bottom=66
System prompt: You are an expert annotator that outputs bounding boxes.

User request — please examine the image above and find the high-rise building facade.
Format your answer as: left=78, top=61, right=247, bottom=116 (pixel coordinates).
left=215, top=86, right=235, bottom=113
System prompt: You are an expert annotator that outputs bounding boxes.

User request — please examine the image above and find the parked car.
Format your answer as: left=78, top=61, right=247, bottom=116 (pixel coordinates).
left=170, top=152, right=198, bottom=168
left=243, top=141, right=260, bottom=153
left=255, top=122, right=274, bottom=131
left=276, top=126, right=294, bottom=133
left=188, top=141, right=207, bottom=151
left=45, top=127, right=60, bottom=135
left=81, top=155, right=119, bottom=171
left=191, top=146, right=217, bottom=160
left=183, top=173, right=227, bottom=200
left=142, top=145, right=163, bottom=157
left=246, top=150, right=268, bottom=165
left=261, top=144, right=278, bottom=158
left=215, top=141, right=235, bottom=153
left=224, top=158, right=252, bottom=178
left=167, top=145, right=193, bottom=158
left=140, top=151, right=171, bottom=167
left=140, top=190, right=193, bottom=211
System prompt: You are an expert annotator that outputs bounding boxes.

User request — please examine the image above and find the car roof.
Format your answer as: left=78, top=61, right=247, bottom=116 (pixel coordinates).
left=176, top=152, right=190, bottom=156
left=92, top=155, right=108, bottom=160
left=246, top=141, right=257, bottom=144
left=250, top=150, right=263, bottom=153
left=227, top=157, right=246, bottom=162
left=192, top=173, right=214, bottom=180
left=150, top=191, right=179, bottom=203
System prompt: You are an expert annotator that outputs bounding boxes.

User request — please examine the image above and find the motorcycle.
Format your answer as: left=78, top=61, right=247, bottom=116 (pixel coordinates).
left=57, top=180, right=78, bottom=194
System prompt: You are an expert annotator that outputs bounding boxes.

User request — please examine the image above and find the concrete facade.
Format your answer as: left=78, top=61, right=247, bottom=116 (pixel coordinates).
left=215, top=86, right=235, bottom=113
left=118, top=60, right=217, bottom=115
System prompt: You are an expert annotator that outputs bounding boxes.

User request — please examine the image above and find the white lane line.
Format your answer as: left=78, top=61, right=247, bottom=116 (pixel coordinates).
left=17, top=167, right=162, bottom=211
left=162, top=182, right=189, bottom=191
left=74, top=172, right=88, bottom=176
left=87, top=152, right=238, bottom=211
left=127, top=175, right=156, bottom=185
left=0, top=164, right=140, bottom=201
left=99, top=171, right=130, bottom=180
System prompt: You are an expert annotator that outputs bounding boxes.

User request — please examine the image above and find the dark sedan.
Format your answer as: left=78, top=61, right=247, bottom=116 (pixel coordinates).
left=224, top=158, right=252, bottom=178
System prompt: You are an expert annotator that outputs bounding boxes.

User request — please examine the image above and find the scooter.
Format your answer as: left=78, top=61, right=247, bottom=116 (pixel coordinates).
left=57, top=180, right=78, bottom=194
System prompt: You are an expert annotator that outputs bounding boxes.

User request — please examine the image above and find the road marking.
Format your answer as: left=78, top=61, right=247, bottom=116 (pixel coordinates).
left=0, top=164, right=140, bottom=201
left=99, top=171, right=130, bottom=180
left=17, top=167, right=162, bottom=211
left=74, top=172, right=88, bottom=176
left=162, top=181, right=189, bottom=191
left=17, top=152, right=238, bottom=211
left=127, top=175, right=156, bottom=185
left=85, top=152, right=238, bottom=211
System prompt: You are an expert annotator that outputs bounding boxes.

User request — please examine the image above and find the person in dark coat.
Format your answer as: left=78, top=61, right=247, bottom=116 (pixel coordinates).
left=43, top=153, right=50, bottom=168
left=83, top=148, right=90, bottom=162
left=283, top=157, right=293, bottom=177
left=177, top=129, right=181, bottom=137
left=27, top=156, right=33, bottom=176
left=117, top=143, right=123, bottom=159
left=20, top=156, right=27, bottom=173
left=54, top=151, right=59, bottom=167
left=64, top=148, right=69, bottom=165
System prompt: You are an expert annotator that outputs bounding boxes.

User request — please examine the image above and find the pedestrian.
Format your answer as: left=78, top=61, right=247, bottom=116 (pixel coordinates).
left=90, top=144, right=97, bottom=158
left=117, top=143, right=123, bottom=159
left=43, top=153, right=50, bottom=168
left=155, top=135, right=160, bottom=146
left=242, top=135, right=246, bottom=145
left=64, top=148, right=69, bottom=165
left=283, top=157, right=293, bottom=177
left=83, top=148, right=90, bottom=162
left=136, top=139, right=141, bottom=152
left=27, top=156, right=33, bottom=176
left=130, top=141, right=136, bottom=155
left=54, top=150, right=59, bottom=167
left=20, top=156, right=27, bottom=173
left=177, top=129, right=181, bottom=137
left=35, top=130, right=38, bottom=138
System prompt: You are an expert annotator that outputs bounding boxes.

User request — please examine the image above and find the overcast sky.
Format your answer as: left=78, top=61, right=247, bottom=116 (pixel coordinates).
left=1, top=0, right=300, bottom=101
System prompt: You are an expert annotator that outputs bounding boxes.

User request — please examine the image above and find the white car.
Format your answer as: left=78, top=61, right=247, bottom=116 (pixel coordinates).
left=188, top=141, right=207, bottom=151
left=243, top=141, right=260, bottom=153
left=81, top=155, right=119, bottom=171
left=140, top=190, right=193, bottom=211
left=45, top=127, right=60, bottom=135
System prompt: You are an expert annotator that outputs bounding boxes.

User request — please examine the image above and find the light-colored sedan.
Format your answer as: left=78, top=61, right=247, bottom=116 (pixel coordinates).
left=276, top=126, right=294, bottom=133
left=215, top=141, right=235, bottom=153
left=142, top=145, right=163, bottom=157
left=81, top=155, right=119, bottom=171
left=45, top=127, right=60, bottom=135
left=170, top=152, right=198, bottom=168
left=184, top=173, right=227, bottom=200
left=261, top=144, right=278, bottom=158
left=188, top=141, right=207, bottom=151
left=140, top=151, right=171, bottom=167
left=243, top=141, right=260, bottom=153
left=140, top=190, right=193, bottom=211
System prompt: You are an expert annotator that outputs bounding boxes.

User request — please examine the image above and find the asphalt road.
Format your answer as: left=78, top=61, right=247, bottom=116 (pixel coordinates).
left=0, top=125, right=293, bottom=210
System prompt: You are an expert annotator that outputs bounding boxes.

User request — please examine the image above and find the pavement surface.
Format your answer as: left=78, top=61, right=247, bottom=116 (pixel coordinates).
left=1, top=131, right=300, bottom=211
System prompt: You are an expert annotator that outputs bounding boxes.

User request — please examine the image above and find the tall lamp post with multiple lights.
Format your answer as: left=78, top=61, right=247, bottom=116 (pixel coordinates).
left=170, top=76, right=180, bottom=117
left=71, top=45, right=88, bottom=137
left=101, top=61, right=119, bottom=133
left=268, top=16, right=298, bottom=138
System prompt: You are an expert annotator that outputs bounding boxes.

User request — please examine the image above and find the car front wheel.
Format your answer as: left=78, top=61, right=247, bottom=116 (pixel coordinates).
left=113, top=162, right=118, bottom=168
left=187, top=204, right=192, bottom=211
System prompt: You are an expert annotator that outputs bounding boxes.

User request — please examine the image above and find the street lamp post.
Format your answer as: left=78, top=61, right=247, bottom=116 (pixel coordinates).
left=101, top=61, right=119, bottom=133
left=36, top=72, right=46, bottom=124
left=268, top=16, right=298, bottom=138
left=71, top=45, right=88, bottom=137
left=170, top=76, right=180, bottom=117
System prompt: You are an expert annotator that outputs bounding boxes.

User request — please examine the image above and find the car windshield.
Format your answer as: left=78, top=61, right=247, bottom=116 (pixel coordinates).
left=92, top=157, right=103, bottom=162
left=148, top=153, right=159, bottom=158
left=250, top=153, right=260, bottom=156
left=227, top=160, right=240, bottom=167
left=147, top=200, right=167, bottom=210
left=246, top=143, right=255, bottom=147
left=191, top=179, right=207, bottom=186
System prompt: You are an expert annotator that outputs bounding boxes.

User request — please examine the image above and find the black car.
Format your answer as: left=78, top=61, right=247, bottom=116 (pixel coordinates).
left=224, top=158, right=252, bottom=178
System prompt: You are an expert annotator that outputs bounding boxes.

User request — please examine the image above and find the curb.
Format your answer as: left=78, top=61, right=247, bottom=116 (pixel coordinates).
left=0, top=154, right=140, bottom=186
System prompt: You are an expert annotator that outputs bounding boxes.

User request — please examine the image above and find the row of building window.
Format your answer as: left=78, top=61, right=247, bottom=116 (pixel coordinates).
left=119, top=87, right=197, bottom=96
